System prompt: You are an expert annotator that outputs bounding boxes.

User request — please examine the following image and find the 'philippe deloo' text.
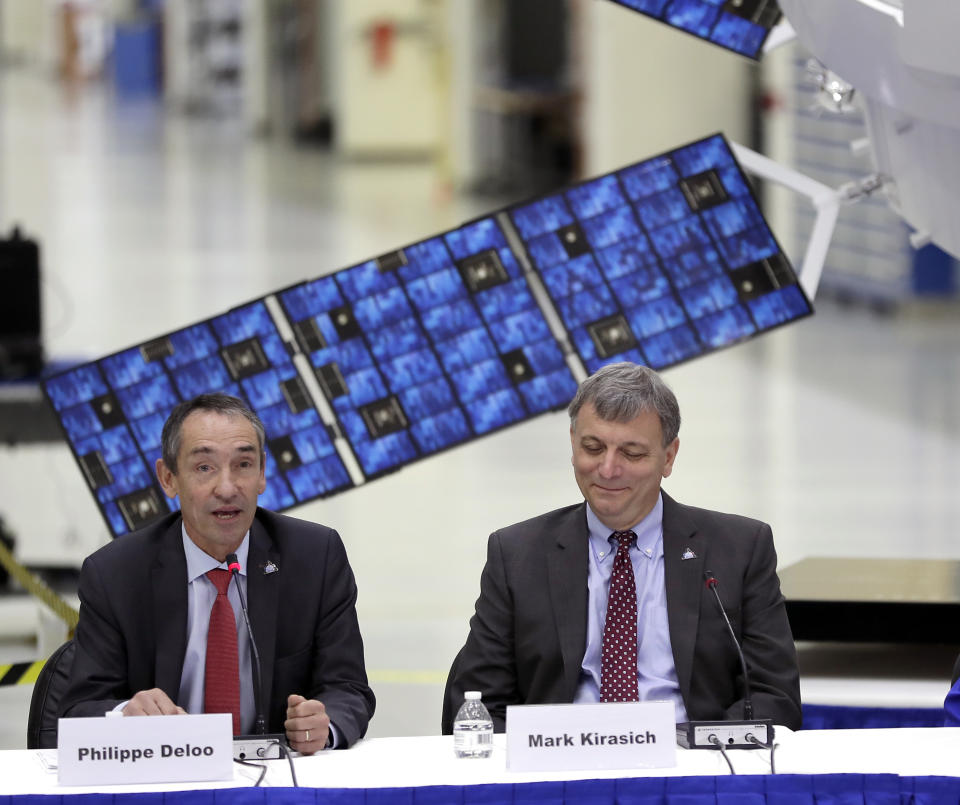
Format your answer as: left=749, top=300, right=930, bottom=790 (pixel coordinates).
left=77, top=744, right=215, bottom=763
left=528, top=731, right=657, bottom=748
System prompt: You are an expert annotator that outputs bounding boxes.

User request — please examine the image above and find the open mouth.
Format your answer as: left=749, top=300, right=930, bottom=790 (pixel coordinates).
left=213, top=510, right=241, bottom=520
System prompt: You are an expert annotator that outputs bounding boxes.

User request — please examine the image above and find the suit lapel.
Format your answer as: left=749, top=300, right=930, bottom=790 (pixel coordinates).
left=247, top=514, right=280, bottom=716
left=152, top=519, right=189, bottom=697
left=662, top=491, right=705, bottom=704
left=547, top=505, right=590, bottom=698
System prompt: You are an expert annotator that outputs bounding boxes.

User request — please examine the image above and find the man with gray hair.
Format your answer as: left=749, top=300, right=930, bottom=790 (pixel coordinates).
left=442, top=362, right=800, bottom=732
left=59, top=393, right=375, bottom=751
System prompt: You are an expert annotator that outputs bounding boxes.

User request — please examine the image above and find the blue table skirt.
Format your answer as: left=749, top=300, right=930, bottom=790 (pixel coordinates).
left=4, top=774, right=960, bottom=805
left=802, top=704, right=946, bottom=730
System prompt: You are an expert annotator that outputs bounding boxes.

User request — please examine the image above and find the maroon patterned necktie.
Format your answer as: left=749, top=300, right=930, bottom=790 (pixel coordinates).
left=204, top=568, right=241, bottom=734
left=600, top=530, right=639, bottom=703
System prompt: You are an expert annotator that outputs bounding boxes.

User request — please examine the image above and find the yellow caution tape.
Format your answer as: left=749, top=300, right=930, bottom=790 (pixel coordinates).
left=0, top=537, right=79, bottom=633
left=0, top=659, right=45, bottom=687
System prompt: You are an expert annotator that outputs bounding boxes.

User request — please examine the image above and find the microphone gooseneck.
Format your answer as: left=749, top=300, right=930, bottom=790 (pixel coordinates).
left=226, top=552, right=268, bottom=735
left=703, top=570, right=754, bottom=721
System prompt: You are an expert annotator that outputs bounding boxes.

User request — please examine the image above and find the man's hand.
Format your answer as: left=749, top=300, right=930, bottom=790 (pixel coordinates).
left=123, top=689, right=186, bottom=716
left=285, top=694, right=330, bottom=754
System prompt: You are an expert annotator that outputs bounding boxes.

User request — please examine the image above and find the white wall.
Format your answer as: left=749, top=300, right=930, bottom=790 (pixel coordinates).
left=581, top=2, right=752, bottom=175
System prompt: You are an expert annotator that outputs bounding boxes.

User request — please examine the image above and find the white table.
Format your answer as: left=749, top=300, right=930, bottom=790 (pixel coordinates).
left=1, top=728, right=959, bottom=794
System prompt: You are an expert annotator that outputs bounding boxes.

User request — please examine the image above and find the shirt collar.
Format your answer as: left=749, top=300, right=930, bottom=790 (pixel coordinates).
left=585, top=493, right=664, bottom=562
left=181, top=522, right=251, bottom=584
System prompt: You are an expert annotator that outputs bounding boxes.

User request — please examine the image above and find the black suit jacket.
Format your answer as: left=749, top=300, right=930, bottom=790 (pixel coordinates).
left=442, top=492, right=801, bottom=732
left=59, top=508, right=375, bottom=747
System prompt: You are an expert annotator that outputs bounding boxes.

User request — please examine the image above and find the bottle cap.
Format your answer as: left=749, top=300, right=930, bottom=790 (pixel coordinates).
left=465, top=691, right=481, bottom=700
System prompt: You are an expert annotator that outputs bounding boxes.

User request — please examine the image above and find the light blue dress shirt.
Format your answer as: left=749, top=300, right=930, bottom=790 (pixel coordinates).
left=573, top=493, right=688, bottom=722
left=178, top=527, right=256, bottom=734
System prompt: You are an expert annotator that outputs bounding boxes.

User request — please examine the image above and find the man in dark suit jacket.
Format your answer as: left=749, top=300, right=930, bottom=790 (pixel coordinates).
left=59, top=393, right=374, bottom=751
left=443, top=363, right=800, bottom=732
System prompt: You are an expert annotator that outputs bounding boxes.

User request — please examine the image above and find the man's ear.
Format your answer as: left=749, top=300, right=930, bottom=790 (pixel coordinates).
left=156, top=458, right=178, bottom=499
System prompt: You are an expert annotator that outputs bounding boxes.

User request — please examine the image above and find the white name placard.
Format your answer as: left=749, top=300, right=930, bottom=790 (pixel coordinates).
left=57, top=713, right=233, bottom=786
left=506, top=701, right=676, bottom=772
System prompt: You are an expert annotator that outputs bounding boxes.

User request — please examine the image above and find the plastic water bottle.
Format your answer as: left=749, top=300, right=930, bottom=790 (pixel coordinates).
left=453, top=690, right=494, bottom=758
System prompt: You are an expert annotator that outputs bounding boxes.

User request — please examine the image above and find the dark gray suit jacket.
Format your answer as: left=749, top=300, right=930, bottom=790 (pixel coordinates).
left=442, top=492, right=800, bottom=732
left=59, top=508, right=375, bottom=747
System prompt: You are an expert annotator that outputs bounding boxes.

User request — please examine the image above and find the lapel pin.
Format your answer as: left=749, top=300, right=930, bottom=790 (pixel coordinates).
left=262, top=560, right=279, bottom=575
left=681, top=548, right=697, bottom=561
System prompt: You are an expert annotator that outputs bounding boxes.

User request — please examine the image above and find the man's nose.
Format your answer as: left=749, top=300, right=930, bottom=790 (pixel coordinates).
left=213, top=471, right=239, bottom=497
left=597, top=450, right=621, bottom=477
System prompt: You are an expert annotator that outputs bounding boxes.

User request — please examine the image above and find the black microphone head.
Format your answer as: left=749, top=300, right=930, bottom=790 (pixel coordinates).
left=226, top=553, right=241, bottom=574
left=703, top=570, right=718, bottom=588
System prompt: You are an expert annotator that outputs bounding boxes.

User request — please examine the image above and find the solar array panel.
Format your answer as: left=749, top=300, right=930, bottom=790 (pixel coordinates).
left=509, top=134, right=810, bottom=374
left=43, top=134, right=811, bottom=537
left=607, top=0, right=782, bottom=59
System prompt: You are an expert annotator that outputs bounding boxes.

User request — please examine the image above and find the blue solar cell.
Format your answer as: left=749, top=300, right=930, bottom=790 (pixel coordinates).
left=99, top=425, right=140, bottom=463
left=509, top=196, right=574, bottom=240
left=648, top=218, right=713, bottom=260
left=337, top=261, right=399, bottom=303
left=104, top=503, right=127, bottom=536
left=619, top=159, right=678, bottom=201
left=749, top=286, right=811, bottom=329
left=672, top=134, right=735, bottom=177
left=62, top=403, right=103, bottom=444
left=401, top=237, right=453, bottom=280
left=641, top=325, right=702, bottom=368
left=596, top=237, right=658, bottom=280
left=634, top=188, right=691, bottom=231
left=711, top=13, right=766, bottom=55
left=492, top=310, right=553, bottom=353
left=556, top=286, right=617, bottom=329
left=212, top=302, right=274, bottom=343
left=525, top=231, right=571, bottom=271
left=410, top=409, right=472, bottom=453
left=172, top=356, right=233, bottom=399
left=45, top=366, right=108, bottom=412
left=280, top=277, right=344, bottom=322
left=101, top=348, right=163, bottom=390
left=627, top=295, right=687, bottom=338
left=465, top=388, right=525, bottom=434
left=716, top=224, right=778, bottom=268
left=662, top=248, right=725, bottom=289
left=567, top=176, right=627, bottom=220
left=257, top=474, right=296, bottom=510
left=609, top=269, right=672, bottom=308
left=114, top=374, right=178, bottom=421
left=130, top=411, right=166, bottom=452
left=381, top=348, right=444, bottom=393
left=444, top=217, right=507, bottom=259
left=285, top=456, right=351, bottom=500
left=290, top=425, right=338, bottom=463
left=581, top=206, right=642, bottom=251
left=163, top=325, right=219, bottom=369
left=435, top=328, right=497, bottom=373
left=420, top=298, right=483, bottom=341
left=666, top=0, right=719, bottom=37
left=541, top=254, right=604, bottom=298
left=451, top=359, right=512, bottom=405
left=519, top=369, right=580, bottom=414
left=694, top=305, right=756, bottom=347
left=678, top=276, right=739, bottom=319
left=476, top=279, right=536, bottom=321
left=406, top=267, right=466, bottom=310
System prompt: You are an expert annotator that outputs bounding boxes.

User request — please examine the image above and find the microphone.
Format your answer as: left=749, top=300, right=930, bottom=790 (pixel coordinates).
left=226, top=553, right=286, bottom=761
left=703, top=570, right=754, bottom=721
left=675, top=570, right=773, bottom=751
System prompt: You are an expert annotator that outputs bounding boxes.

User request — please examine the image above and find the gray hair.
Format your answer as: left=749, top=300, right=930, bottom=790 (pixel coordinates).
left=160, top=393, right=266, bottom=474
left=567, top=362, right=680, bottom=446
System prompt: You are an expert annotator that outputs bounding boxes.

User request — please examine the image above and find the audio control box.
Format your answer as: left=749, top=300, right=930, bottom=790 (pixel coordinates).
left=676, top=719, right=773, bottom=750
left=233, top=734, right=287, bottom=760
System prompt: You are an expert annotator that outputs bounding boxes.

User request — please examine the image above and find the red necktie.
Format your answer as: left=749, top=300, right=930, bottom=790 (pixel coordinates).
left=204, top=569, right=241, bottom=734
left=601, top=530, right=639, bottom=703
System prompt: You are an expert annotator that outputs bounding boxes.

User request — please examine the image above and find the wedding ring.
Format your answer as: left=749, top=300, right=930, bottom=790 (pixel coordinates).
left=305, top=729, right=311, bottom=742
